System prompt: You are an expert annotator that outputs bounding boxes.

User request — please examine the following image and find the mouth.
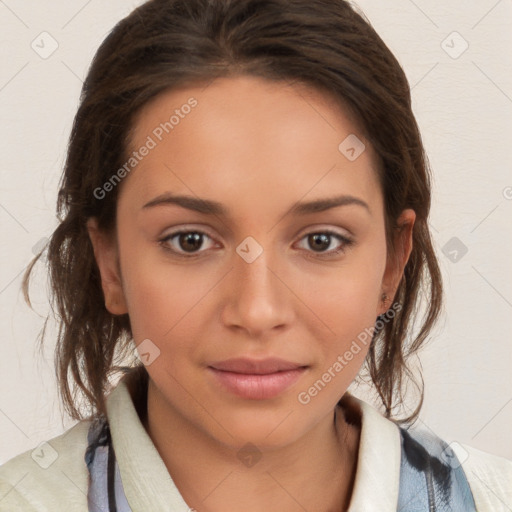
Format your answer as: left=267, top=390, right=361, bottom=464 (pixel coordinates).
left=207, top=357, right=309, bottom=400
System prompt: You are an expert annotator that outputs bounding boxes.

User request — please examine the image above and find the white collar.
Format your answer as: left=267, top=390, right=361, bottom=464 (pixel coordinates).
left=106, top=376, right=191, bottom=511
left=342, top=393, right=401, bottom=511
left=106, top=374, right=402, bottom=511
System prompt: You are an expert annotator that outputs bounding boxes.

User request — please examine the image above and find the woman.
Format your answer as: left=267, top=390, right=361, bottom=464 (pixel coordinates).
left=0, top=0, right=510, bottom=510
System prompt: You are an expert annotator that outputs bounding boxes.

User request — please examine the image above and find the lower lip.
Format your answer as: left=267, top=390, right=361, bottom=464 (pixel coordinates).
left=208, top=367, right=307, bottom=400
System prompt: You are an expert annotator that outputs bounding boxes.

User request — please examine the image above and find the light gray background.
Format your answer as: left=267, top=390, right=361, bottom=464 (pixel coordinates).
left=1, top=0, right=511, bottom=464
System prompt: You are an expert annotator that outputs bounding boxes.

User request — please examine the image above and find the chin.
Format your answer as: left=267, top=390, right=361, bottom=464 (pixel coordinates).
left=200, top=399, right=320, bottom=451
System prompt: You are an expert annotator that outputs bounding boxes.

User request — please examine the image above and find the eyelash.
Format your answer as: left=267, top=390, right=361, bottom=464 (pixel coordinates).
left=158, top=228, right=354, bottom=259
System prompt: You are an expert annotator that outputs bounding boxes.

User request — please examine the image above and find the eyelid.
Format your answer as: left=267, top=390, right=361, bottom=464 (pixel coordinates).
left=158, top=225, right=218, bottom=256
left=295, top=224, right=353, bottom=240
left=158, top=224, right=354, bottom=257
left=160, top=224, right=217, bottom=240
left=294, top=228, right=353, bottom=257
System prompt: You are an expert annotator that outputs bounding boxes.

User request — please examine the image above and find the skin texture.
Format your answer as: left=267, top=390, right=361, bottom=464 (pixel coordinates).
left=87, top=75, right=415, bottom=511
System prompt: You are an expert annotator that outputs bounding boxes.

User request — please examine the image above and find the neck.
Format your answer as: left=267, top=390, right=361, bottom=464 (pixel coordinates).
left=140, top=377, right=360, bottom=512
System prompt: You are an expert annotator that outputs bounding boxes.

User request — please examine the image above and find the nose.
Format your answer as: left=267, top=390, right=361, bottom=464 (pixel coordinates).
left=219, top=246, right=294, bottom=338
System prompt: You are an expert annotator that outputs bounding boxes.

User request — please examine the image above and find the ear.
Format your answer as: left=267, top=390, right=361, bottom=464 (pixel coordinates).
left=377, top=208, right=416, bottom=316
left=86, top=217, right=128, bottom=316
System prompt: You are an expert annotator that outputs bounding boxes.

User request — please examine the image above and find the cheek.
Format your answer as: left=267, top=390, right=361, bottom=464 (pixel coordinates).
left=305, top=242, right=386, bottom=370
left=304, top=245, right=386, bottom=332
left=305, top=274, right=380, bottom=370
left=119, top=237, right=222, bottom=347
left=295, top=274, right=383, bottom=406
left=123, top=262, right=201, bottom=338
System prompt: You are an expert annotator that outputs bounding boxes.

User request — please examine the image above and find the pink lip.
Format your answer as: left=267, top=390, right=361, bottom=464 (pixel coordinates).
left=208, top=358, right=308, bottom=400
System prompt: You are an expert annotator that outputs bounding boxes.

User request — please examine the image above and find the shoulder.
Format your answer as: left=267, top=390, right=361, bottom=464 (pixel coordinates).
left=0, top=419, right=92, bottom=511
left=454, top=441, right=512, bottom=512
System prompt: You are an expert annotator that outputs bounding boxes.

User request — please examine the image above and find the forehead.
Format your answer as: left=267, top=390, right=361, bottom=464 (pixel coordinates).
left=121, top=75, right=383, bottom=218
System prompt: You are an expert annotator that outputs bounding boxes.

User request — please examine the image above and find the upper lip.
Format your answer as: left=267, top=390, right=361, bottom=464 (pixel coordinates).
left=209, top=357, right=307, bottom=374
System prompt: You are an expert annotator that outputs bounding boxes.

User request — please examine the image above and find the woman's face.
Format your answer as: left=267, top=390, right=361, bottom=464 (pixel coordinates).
left=89, top=75, right=414, bottom=449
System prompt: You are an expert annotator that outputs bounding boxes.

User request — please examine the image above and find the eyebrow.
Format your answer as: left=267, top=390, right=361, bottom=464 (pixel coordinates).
left=142, top=193, right=370, bottom=216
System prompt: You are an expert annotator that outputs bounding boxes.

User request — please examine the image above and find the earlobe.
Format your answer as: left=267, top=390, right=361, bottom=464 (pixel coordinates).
left=378, top=209, right=416, bottom=315
left=86, top=218, right=128, bottom=316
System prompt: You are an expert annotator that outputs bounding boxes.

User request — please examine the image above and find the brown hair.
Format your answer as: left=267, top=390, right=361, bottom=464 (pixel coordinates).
left=23, top=0, right=442, bottom=424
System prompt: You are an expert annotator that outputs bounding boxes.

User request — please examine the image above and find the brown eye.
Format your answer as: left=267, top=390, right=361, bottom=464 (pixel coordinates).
left=307, top=233, right=332, bottom=252
left=177, top=232, right=204, bottom=252
left=160, top=230, right=215, bottom=256
left=296, top=230, right=354, bottom=257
